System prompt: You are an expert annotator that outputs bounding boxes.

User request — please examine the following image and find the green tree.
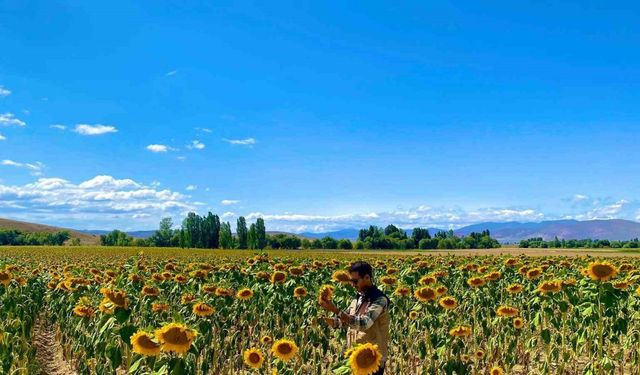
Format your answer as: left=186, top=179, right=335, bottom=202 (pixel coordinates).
left=219, top=222, right=234, bottom=249
left=236, top=216, right=248, bottom=249
left=248, top=223, right=258, bottom=249
left=255, top=218, right=267, bottom=250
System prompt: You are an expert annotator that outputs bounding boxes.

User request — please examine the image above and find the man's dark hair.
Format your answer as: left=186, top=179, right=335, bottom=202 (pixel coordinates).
left=349, top=261, right=374, bottom=278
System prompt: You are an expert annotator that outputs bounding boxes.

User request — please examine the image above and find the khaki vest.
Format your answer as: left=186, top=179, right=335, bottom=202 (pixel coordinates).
left=346, top=295, right=390, bottom=362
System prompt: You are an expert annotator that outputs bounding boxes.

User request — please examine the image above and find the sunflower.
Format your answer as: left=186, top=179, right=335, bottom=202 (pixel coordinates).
left=142, top=285, right=160, bottom=297
left=587, top=261, right=618, bottom=282
left=536, top=280, right=562, bottom=294
left=419, top=275, right=437, bottom=285
left=332, top=270, right=351, bottom=283
left=243, top=347, right=265, bottom=369
left=271, top=271, right=287, bottom=284
left=293, top=286, right=308, bottom=298
left=318, top=285, right=335, bottom=303
left=261, top=335, right=273, bottom=345
left=415, top=287, right=437, bottom=302
left=99, top=298, right=115, bottom=314
left=155, top=323, right=197, bottom=354
left=393, top=286, right=411, bottom=297
left=130, top=331, right=161, bottom=356
left=506, top=283, right=523, bottom=294
left=484, top=271, right=501, bottom=282
left=526, top=268, right=543, bottom=280
left=288, top=266, right=304, bottom=276
left=100, top=288, right=129, bottom=309
left=236, top=288, right=254, bottom=300
left=73, top=305, right=95, bottom=317
left=271, top=339, right=299, bottom=362
left=439, top=296, right=458, bottom=310
left=409, top=310, right=419, bottom=320
left=489, top=366, right=504, bottom=375
left=347, top=343, right=382, bottom=375
left=513, top=317, right=525, bottom=329
left=467, top=277, right=485, bottom=288
left=152, top=302, right=170, bottom=312
left=504, top=258, right=518, bottom=266
left=449, top=325, right=472, bottom=337
left=496, top=305, right=519, bottom=317
left=379, top=275, right=397, bottom=286
left=192, top=302, right=215, bottom=317
left=474, top=349, right=485, bottom=359
left=215, top=287, right=234, bottom=297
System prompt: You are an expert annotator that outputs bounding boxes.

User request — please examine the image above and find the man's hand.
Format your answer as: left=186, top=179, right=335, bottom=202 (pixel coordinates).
left=318, top=299, right=340, bottom=314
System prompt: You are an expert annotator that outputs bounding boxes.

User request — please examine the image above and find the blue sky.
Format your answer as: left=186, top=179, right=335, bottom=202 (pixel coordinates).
left=1, top=1, right=639, bottom=232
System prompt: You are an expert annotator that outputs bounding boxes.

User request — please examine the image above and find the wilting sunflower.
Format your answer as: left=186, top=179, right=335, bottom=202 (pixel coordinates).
left=439, top=296, right=458, bottom=310
left=347, top=343, right=382, bottom=375
left=271, top=339, right=299, bottom=362
left=467, top=277, right=485, bottom=288
left=155, top=323, right=197, bottom=354
left=318, top=285, right=335, bottom=303
left=537, top=280, right=562, bottom=294
left=587, top=261, right=618, bottom=282
left=489, top=366, right=504, bottom=375
left=506, top=283, right=524, bottom=294
left=130, top=331, right=161, bottom=356
left=73, top=305, right=95, bottom=318
left=243, top=347, right=265, bottom=369
left=293, top=286, right=308, bottom=298
left=449, top=325, right=472, bottom=337
left=496, top=305, right=519, bottom=317
left=513, top=317, right=525, bottom=329
left=192, top=302, right=215, bottom=317
left=236, top=288, right=254, bottom=300
left=271, top=271, right=287, bottom=284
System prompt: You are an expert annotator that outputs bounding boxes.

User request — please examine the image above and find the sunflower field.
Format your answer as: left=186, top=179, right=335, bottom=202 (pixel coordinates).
left=1, top=246, right=640, bottom=375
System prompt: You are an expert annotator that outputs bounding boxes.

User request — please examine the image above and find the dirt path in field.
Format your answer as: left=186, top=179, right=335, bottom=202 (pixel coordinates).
left=33, top=318, right=78, bottom=375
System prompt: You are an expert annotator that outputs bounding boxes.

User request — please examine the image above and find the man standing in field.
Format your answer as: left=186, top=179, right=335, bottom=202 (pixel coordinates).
left=318, top=261, right=390, bottom=375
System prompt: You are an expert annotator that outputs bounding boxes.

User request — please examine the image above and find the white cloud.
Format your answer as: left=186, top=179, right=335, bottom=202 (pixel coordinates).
left=166, top=70, right=177, bottom=76
left=0, top=86, right=10, bottom=97
left=176, top=156, right=187, bottom=161
left=221, top=199, right=240, bottom=205
left=0, top=113, right=26, bottom=127
left=573, top=194, right=589, bottom=202
left=146, top=144, right=175, bottom=153
left=574, top=199, right=629, bottom=220
left=73, top=124, right=117, bottom=136
left=0, top=134, right=5, bottom=141
left=187, top=140, right=205, bottom=150
left=222, top=212, right=236, bottom=219
left=1, top=160, right=44, bottom=176
left=186, top=185, right=197, bottom=191
left=223, top=137, right=256, bottom=146
left=50, top=124, right=66, bottom=130
left=195, top=127, right=212, bottom=133
left=0, top=175, right=196, bottom=227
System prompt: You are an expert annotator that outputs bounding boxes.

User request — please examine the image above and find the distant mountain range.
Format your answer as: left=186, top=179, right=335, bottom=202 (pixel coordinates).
left=301, top=219, right=640, bottom=243
left=3, top=217, right=640, bottom=245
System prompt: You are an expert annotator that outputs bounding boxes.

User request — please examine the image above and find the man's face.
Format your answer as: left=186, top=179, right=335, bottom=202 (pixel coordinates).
left=349, top=271, right=369, bottom=292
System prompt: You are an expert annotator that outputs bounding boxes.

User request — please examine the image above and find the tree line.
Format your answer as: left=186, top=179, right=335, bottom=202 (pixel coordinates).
left=100, top=214, right=501, bottom=250
left=0, top=229, right=71, bottom=246
left=520, top=237, right=640, bottom=249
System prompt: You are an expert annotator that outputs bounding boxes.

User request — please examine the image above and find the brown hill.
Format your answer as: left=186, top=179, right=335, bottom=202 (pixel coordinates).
left=0, top=217, right=99, bottom=244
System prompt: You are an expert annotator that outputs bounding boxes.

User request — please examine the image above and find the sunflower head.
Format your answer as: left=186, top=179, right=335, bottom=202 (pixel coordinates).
left=243, top=347, right=265, bottom=369
left=526, top=268, right=543, bottom=280
left=414, top=287, right=437, bottom=302
left=192, top=302, right=215, bottom=317
left=260, top=335, right=273, bottom=345
left=318, top=285, right=335, bottom=303
left=293, top=286, right=308, bottom=298
left=490, top=366, right=504, bottom=375
left=73, top=305, right=95, bottom=318
left=130, top=331, right=161, bottom=356
left=271, top=271, right=287, bottom=284
left=449, top=325, right=472, bottom=337
left=347, top=343, right=382, bottom=375
left=271, top=339, right=299, bottom=362
left=467, top=277, right=485, bottom=288
left=513, top=317, right=525, bottom=329
left=496, top=305, right=519, bottom=317
left=587, top=261, right=618, bottom=282
left=393, top=286, right=411, bottom=297
left=506, top=283, right=524, bottom=294
left=536, top=280, right=563, bottom=294
left=236, top=288, right=254, bottom=300
left=332, top=270, right=351, bottom=283
left=438, top=296, right=458, bottom=310
left=155, top=323, right=197, bottom=354
left=409, top=310, right=419, bottom=320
